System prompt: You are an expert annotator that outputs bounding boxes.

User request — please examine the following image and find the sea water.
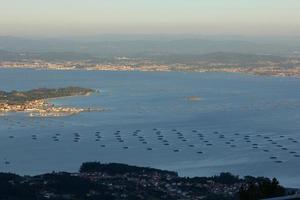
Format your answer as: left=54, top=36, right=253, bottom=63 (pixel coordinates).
left=0, top=69, right=299, bottom=187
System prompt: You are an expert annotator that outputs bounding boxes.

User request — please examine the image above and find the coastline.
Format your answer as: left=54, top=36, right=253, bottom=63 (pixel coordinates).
left=0, top=89, right=103, bottom=117
left=1, top=65, right=299, bottom=78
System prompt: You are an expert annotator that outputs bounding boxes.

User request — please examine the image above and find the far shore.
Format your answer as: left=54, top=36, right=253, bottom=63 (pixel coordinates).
left=1, top=65, right=300, bottom=78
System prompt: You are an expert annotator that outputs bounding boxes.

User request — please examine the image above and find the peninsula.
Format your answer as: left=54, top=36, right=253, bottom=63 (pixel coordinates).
left=0, top=87, right=97, bottom=117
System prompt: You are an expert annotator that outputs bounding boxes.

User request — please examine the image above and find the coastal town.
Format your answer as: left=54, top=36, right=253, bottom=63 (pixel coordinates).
left=0, top=162, right=292, bottom=200
left=1, top=59, right=300, bottom=77
left=0, top=87, right=100, bottom=117
left=0, top=100, right=91, bottom=117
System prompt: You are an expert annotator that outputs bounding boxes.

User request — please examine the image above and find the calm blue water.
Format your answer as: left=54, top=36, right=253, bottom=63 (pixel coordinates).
left=0, top=69, right=300, bottom=187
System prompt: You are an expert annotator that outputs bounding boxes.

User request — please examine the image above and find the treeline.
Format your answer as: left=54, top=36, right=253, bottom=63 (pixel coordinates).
left=0, top=87, right=94, bottom=104
left=239, top=177, right=286, bottom=200
left=79, top=162, right=178, bottom=176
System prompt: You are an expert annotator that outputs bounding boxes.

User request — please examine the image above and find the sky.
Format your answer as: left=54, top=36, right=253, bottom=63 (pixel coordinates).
left=1, top=0, right=300, bottom=37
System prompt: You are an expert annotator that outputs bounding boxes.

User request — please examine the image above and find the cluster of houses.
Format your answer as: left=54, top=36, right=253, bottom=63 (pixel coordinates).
left=70, top=171, right=243, bottom=200
left=0, top=100, right=85, bottom=117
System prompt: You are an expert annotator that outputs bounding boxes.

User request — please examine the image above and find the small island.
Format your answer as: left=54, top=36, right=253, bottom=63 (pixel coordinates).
left=186, top=96, right=202, bottom=101
left=0, top=87, right=98, bottom=117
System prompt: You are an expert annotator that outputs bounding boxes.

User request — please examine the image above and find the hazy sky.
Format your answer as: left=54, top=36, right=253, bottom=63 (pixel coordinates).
left=1, top=0, right=300, bottom=36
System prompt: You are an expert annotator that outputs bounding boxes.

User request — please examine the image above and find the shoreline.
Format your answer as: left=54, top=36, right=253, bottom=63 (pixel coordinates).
left=1, top=65, right=300, bottom=78
left=0, top=102, right=105, bottom=117
left=0, top=89, right=103, bottom=117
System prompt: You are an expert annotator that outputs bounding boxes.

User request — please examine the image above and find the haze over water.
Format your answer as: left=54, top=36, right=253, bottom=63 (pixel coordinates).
left=0, top=69, right=300, bottom=187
